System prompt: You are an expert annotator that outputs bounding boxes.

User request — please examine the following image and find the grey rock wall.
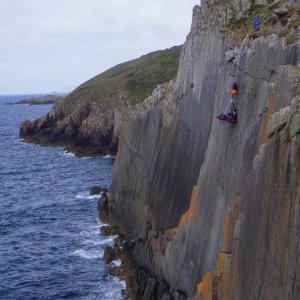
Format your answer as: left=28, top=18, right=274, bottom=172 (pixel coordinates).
left=111, top=0, right=300, bottom=299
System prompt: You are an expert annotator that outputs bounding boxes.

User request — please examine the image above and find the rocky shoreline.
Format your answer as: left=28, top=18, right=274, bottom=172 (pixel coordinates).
left=97, top=191, right=187, bottom=300
left=19, top=81, right=175, bottom=157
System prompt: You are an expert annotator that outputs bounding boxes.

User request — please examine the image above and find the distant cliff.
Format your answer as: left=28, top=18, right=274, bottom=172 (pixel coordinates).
left=110, top=0, right=300, bottom=299
left=19, top=46, right=181, bottom=156
left=7, top=95, right=64, bottom=105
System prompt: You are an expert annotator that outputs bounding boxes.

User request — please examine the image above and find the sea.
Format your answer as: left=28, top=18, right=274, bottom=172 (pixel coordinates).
left=0, top=95, right=124, bottom=299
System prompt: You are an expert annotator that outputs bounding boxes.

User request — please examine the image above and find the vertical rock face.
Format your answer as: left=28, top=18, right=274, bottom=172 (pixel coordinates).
left=112, top=0, right=300, bottom=299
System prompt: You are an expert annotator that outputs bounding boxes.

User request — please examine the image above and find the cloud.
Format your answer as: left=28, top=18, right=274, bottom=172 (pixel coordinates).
left=0, top=0, right=200, bottom=94
left=0, top=0, right=199, bottom=47
left=61, top=85, right=76, bottom=93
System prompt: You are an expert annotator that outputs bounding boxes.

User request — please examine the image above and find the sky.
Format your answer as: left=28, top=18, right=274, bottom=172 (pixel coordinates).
left=0, top=0, right=199, bottom=95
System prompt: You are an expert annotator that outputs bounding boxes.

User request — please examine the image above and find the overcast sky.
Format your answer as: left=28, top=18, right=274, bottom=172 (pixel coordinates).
left=0, top=0, right=199, bottom=95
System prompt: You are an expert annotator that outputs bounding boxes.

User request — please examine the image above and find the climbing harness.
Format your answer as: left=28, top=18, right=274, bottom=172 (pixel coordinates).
left=217, top=94, right=238, bottom=124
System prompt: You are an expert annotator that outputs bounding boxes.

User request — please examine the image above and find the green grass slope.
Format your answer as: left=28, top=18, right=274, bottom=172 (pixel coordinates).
left=61, top=46, right=181, bottom=113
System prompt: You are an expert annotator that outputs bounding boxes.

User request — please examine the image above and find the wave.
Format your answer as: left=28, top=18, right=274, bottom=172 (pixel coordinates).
left=98, top=236, right=118, bottom=246
left=103, top=283, right=125, bottom=300
left=111, top=259, right=121, bottom=267
left=75, top=192, right=100, bottom=200
left=59, top=150, right=75, bottom=157
left=73, top=249, right=103, bottom=260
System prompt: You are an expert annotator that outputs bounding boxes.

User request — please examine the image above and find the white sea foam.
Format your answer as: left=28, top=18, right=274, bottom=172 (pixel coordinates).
left=73, top=249, right=103, bottom=259
left=98, top=236, right=118, bottom=245
left=83, top=239, right=103, bottom=246
left=111, top=259, right=121, bottom=267
left=102, top=288, right=123, bottom=300
left=59, top=150, right=75, bottom=157
left=104, top=154, right=114, bottom=159
left=99, top=277, right=126, bottom=299
left=75, top=191, right=100, bottom=200
left=99, top=222, right=109, bottom=226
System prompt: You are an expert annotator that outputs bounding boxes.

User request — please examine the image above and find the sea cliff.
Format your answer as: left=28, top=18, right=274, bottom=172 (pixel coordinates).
left=109, top=0, right=300, bottom=299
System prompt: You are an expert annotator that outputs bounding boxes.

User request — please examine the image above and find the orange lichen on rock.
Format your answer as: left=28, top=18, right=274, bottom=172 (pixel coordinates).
left=166, top=227, right=179, bottom=237
left=196, top=271, right=221, bottom=300
left=217, top=252, right=226, bottom=272
left=178, top=185, right=200, bottom=228
left=154, top=186, right=200, bottom=254
left=159, top=82, right=169, bottom=90
left=191, top=198, right=243, bottom=299
left=196, top=272, right=213, bottom=298
left=195, top=252, right=228, bottom=299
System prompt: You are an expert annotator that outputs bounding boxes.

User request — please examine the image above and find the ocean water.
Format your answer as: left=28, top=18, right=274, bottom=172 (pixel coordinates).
left=0, top=95, right=123, bottom=299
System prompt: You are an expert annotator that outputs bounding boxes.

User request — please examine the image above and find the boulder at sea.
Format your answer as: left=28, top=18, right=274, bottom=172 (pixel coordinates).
left=103, top=246, right=115, bottom=264
left=89, top=186, right=102, bottom=195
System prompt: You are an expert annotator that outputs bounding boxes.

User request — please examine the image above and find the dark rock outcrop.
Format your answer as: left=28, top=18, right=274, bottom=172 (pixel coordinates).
left=100, top=225, right=120, bottom=236
left=103, top=246, right=116, bottom=264
left=111, top=1, right=300, bottom=299
left=89, top=186, right=108, bottom=195
left=89, top=186, right=102, bottom=195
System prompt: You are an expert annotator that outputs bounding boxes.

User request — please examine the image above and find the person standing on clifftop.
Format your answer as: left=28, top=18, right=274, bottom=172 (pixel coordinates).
left=253, top=16, right=261, bottom=30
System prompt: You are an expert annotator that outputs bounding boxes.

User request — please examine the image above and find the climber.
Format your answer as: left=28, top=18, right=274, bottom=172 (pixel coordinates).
left=217, top=81, right=239, bottom=123
left=253, top=16, right=261, bottom=30
left=231, top=82, right=238, bottom=95
left=217, top=99, right=238, bottom=123
left=227, top=99, right=238, bottom=120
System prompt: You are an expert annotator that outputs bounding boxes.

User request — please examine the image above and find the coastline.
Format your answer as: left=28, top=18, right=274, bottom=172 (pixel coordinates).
left=5, top=95, right=65, bottom=105
left=19, top=136, right=117, bottom=157
left=97, top=192, right=187, bottom=300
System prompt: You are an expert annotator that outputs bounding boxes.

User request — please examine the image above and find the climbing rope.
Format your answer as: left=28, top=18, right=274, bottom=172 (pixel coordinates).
left=221, top=99, right=233, bottom=118
left=220, top=13, right=276, bottom=121
left=234, top=34, right=249, bottom=83
left=234, top=14, right=275, bottom=82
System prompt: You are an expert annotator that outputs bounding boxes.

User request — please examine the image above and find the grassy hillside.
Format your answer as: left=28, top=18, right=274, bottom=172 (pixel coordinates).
left=20, top=46, right=182, bottom=156
left=61, top=46, right=181, bottom=112
left=16, top=95, right=64, bottom=105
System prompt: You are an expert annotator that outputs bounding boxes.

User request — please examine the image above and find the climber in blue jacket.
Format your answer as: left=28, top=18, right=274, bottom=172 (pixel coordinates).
left=253, top=16, right=261, bottom=30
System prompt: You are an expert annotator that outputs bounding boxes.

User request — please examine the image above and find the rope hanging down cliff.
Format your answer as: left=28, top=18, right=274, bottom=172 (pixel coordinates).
left=234, top=14, right=275, bottom=82
left=217, top=13, right=275, bottom=124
